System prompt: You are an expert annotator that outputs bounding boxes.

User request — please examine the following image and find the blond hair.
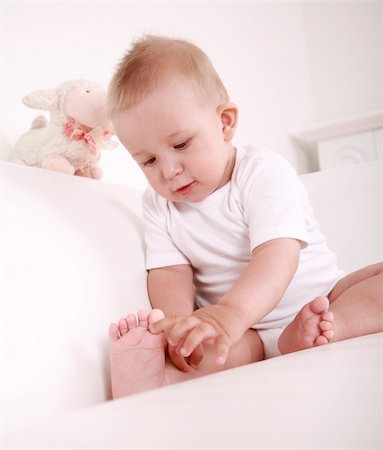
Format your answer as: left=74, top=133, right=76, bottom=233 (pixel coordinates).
left=107, top=34, right=229, bottom=118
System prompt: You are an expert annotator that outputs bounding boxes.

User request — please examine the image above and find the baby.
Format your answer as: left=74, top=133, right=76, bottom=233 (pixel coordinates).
left=107, top=35, right=383, bottom=398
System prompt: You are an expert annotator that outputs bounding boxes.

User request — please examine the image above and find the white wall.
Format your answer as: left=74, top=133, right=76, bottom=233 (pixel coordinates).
left=302, top=1, right=382, bottom=123
left=1, top=1, right=382, bottom=189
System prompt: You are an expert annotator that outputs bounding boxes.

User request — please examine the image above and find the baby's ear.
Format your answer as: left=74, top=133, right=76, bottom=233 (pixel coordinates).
left=217, top=103, right=238, bottom=141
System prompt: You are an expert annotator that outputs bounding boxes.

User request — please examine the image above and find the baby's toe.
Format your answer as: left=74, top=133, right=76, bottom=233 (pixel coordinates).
left=314, top=335, right=328, bottom=346
left=319, top=320, right=333, bottom=331
left=310, top=296, right=330, bottom=315
left=323, top=329, right=335, bottom=341
left=322, top=311, right=334, bottom=322
left=118, top=318, right=129, bottom=336
left=138, top=310, right=150, bottom=328
left=126, top=313, right=138, bottom=329
left=109, top=323, right=120, bottom=341
left=149, top=309, right=165, bottom=325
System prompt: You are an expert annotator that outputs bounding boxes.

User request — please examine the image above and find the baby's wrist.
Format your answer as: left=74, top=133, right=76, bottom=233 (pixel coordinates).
left=212, top=302, right=250, bottom=339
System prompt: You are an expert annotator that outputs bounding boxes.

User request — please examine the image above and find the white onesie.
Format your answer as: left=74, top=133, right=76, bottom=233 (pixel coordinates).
left=143, top=146, right=344, bottom=352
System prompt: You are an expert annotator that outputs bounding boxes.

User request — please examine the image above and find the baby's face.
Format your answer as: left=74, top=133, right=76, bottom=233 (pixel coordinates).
left=112, top=78, right=236, bottom=203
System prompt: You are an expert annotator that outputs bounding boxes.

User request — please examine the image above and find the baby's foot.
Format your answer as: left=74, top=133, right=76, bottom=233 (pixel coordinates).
left=109, top=309, right=167, bottom=398
left=278, top=296, right=335, bottom=355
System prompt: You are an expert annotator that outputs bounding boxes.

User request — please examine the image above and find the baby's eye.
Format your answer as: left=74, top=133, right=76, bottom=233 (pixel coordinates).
left=144, top=157, right=156, bottom=166
left=174, top=141, right=188, bottom=150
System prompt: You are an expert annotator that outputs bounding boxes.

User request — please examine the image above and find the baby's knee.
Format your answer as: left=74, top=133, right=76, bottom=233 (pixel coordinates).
left=375, top=262, right=383, bottom=276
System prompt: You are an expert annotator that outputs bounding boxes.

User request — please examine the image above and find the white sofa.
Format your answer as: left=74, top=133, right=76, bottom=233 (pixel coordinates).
left=1, top=159, right=382, bottom=449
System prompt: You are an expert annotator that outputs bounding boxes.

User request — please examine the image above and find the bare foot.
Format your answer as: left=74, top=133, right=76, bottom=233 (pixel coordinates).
left=278, top=296, right=335, bottom=355
left=109, top=309, right=167, bottom=398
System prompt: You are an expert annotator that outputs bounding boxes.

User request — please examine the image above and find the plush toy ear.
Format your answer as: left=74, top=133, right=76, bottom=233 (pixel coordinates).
left=22, top=89, right=58, bottom=111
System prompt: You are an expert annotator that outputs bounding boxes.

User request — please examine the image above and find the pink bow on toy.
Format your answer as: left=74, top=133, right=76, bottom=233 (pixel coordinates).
left=64, top=119, right=117, bottom=155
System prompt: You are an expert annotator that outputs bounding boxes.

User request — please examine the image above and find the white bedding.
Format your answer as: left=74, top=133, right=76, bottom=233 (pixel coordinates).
left=3, top=333, right=382, bottom=449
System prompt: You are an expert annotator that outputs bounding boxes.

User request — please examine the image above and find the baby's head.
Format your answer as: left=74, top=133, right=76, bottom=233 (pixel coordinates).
left=108, top=34, right=229, bottom=116
left=108, top=35, right=238, bottom=203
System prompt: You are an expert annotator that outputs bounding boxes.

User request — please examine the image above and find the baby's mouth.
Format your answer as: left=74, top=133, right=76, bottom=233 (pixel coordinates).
left=176, top=181, right=196, bottom=196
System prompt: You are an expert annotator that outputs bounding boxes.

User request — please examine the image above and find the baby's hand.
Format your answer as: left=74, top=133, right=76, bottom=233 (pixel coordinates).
left=150, top=305, right=246, bottom=366
left=156, top=315, right=204, bottom=371
left=167, top=341, right=204, bottom=372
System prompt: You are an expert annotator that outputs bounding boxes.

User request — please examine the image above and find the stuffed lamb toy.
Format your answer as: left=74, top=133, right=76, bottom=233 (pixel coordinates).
left=9, top=79, right=117, bottom=179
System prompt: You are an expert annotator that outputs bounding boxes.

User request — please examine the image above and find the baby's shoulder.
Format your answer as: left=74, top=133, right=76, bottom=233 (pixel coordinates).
left=234, top=145, right=295, bottom=187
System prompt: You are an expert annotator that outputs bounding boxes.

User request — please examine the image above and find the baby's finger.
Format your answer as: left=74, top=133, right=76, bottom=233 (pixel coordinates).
left=168, top=345, right=190, bottom=372
left=167, top=316, right=201, bottom=347
left=179, top=322, right=216, bottom=357
left=215, top=335, right=231, bottom=366
left=149, top=316, right=178, bottom=334
left=188, top=344, right=204, bottom=368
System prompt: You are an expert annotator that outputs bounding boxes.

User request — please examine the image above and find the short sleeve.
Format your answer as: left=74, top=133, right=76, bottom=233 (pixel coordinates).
left=237, top=151, right=309, bottom=251
left=142, top=188, right=190, bottom=270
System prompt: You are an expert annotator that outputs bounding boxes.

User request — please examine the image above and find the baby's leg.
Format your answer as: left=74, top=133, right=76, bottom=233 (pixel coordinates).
left=278, top=262, right=383, bottom=355
left=109, top=312, right=264, bottom=398
left=326, top=263, right=383, bottom=341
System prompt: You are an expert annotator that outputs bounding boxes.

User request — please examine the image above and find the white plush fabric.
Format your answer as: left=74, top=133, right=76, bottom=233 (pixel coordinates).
left=1, top=159, right=382, bottom=448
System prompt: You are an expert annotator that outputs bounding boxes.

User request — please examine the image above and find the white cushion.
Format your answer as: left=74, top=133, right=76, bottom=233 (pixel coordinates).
left=1, top=161, right=150, bottom=432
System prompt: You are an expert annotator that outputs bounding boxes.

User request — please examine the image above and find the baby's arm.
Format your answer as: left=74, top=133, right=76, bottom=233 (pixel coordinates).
left=151, top=238, right=301, bottom=364
left=148, top=264, right=203, bottom=370
left=148, top=264, right=195, bottom=316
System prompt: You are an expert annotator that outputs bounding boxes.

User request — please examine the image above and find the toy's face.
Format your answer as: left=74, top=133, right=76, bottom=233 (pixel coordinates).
left=64, top=87, right=110, bottom=129
left=112, top=77, right=237, bottom=203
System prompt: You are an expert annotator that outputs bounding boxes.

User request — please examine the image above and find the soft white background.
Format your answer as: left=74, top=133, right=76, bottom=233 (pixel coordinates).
left=1, top=0, right=382, bottom=189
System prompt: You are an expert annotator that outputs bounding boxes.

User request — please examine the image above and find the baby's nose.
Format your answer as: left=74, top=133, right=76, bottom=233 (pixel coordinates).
left=162, top=160, right=183, bottom=179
